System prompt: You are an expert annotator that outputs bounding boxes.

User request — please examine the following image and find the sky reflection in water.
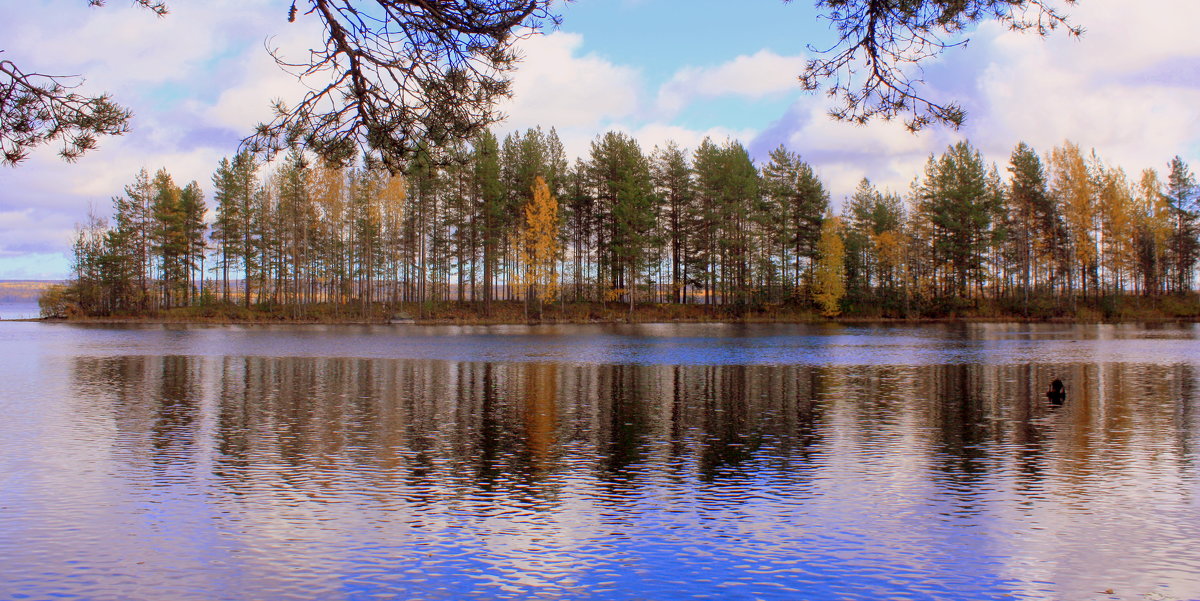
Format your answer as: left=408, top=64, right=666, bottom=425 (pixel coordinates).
left=1, top=322, right=1198, bottom=600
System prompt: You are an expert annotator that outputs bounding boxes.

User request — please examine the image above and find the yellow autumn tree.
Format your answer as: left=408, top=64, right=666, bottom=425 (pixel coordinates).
left=519, top=176, right=560, bottom=317
left=1048, top=141, right=1096, bottom=295
left=1097, top=166, right=1135, bottom=293
left=813, top=215, right=846, bottom=317
left=1136, top=169, right=1173, bottom=294
left=872, top=229, right=905, bottom=291
left=308, top=164, right=349, bottom=303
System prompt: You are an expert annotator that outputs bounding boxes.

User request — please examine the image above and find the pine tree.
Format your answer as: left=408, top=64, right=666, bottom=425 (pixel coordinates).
left=123, top=168, right=154, bottom=308
left=917, top=141, right=993, bottom=298
left=211, top=157, right=238, bottom=303
left=474, top=130, right=504, bottom=314
left=651, top=142, right=693, bottom=303
left=150, top=169, right=188, bottom=308
left=588, top=131, right=655, bottom=318
left=1006, top=142, right=1057, bottom=311
left=179, top=181, right=207, bottom=304
left=1165, top=156, right=1198, bottom=292
left=761, top=145, right=828, bottom=301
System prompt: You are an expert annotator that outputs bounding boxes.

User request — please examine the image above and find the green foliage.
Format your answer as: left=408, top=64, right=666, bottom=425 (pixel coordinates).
left=760, top=145, right=827, bottom=302
left=1166, top=156, right=1199, bottom=291
left=588, top=131, right=655, bottom=307
left=57, top=131, right=1200, bottom=323
left=916, top=140, right=993, bottom=297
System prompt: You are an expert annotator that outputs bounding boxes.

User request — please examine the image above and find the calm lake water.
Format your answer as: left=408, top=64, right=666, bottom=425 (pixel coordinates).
left=0, top=301, right=39, bottom=320
left=2, top=322, right=1198, bottom=601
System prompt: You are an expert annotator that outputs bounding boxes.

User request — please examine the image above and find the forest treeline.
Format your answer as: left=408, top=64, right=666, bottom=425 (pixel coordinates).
left=47, top=127, right=1200, bottom=321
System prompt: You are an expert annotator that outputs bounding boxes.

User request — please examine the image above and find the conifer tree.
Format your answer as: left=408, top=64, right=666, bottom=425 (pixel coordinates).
left=179, top=181, right=207, bottom=304
left=761, top=145, right=828, bottom=300
left=150, top=169, right=188, bottom=308
left=1165, top=156, right=1198, bottom=292
left=588, top=131, right=655, bottom=318
left=474, top=130, right=504, bottom=314
left=917, top=141, right=992, bottom=298
left=651, top=142, right=693, bottom=303
left=1006, top=142, right=1058, bottom=309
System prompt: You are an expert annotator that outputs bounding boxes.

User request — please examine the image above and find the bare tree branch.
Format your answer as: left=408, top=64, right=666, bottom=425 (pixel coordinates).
left=796, top=0, right=1082, bottom=131
left=241, top=0, right=557, bottom=173
left=2, top=0, right=1081, bottom=169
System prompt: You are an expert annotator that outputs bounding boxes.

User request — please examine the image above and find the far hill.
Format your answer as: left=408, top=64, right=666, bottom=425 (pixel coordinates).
left=0, top=281, right=62, bottom=303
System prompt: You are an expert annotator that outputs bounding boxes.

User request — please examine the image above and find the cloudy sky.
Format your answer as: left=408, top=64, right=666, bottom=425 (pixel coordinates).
left=2, top=0, right=1198, bottom=279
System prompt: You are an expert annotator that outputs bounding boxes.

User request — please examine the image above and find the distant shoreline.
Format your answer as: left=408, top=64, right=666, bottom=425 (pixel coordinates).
left=8, top=314, right=1198, bottom=326
left=17, top=290, right=1200, bottom=326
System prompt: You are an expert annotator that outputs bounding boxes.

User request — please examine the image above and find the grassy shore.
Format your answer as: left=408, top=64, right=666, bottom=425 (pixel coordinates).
left=22, top=294, right=1200, bottom=325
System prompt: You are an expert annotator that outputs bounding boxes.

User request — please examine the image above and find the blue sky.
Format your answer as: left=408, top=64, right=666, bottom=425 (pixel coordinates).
left=2, top=0, right=1199, bottom=279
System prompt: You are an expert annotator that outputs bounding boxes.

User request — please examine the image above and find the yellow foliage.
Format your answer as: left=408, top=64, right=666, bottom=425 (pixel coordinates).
left=1098, top=167, right=1135, bottom=285
left=813, top=216, right=846, bottom=317
left=872, top=229, right=905, bottom=275
left=380, top=172, right=407, bottom=218
left=1138, top=169, right=1172, bottom=250
left=1049, top=141, right=1096, bottom=269
left=519, top=176, right=560, bottom=304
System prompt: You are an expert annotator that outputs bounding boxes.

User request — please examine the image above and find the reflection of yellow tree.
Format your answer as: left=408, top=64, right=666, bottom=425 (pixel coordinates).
left=518, top=176, right=560, bottom=318
left=813, top=215, right=845, bottom=317
left=523, top=363, right=558, bottom=472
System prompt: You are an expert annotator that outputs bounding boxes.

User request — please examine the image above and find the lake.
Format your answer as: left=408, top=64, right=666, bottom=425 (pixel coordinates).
left=0, top=301, right=40, bottom=320
left=1, top=322, right=1198, bottom=600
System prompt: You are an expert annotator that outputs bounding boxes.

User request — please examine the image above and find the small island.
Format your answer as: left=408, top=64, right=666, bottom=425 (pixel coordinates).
left=39, top=140, right=1200, bottom=325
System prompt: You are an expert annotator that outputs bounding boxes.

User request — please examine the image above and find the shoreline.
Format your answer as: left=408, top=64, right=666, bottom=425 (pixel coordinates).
left=7, top=314, right=1198, bottom=326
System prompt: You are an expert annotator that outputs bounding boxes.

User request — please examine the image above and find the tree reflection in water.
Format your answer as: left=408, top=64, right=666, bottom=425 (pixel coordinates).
left=58, top=353, right=1200, bottom=600
left=68, top=355, right=1197, bottom=495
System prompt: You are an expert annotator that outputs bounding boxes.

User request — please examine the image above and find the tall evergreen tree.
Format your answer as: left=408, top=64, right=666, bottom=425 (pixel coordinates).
left=651, top=142, right=693, bottom=303
left=179, top=181, right=207, bottom=304
left=588, top=131, right=655, bottom=317
left=761, top=145, right=828, bottom=301
left=474, top=130, right=504, bottom=314
left=1165, top=156, right=1198, bottom=292
left=917, top=141, right=993, bottom=298
left=150, top=169, right=188, bottom=308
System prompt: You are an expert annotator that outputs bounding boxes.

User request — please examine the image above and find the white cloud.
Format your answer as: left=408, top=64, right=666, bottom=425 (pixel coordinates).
left=751, top=0, right=1200, bottom=201
left=656, top=50, right=808, bottom=115
left=963, top=1, right=1200, bottom=173
left=635, top=123, right=758, bottom=155
left=498, top=32, right=642, bottom=130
